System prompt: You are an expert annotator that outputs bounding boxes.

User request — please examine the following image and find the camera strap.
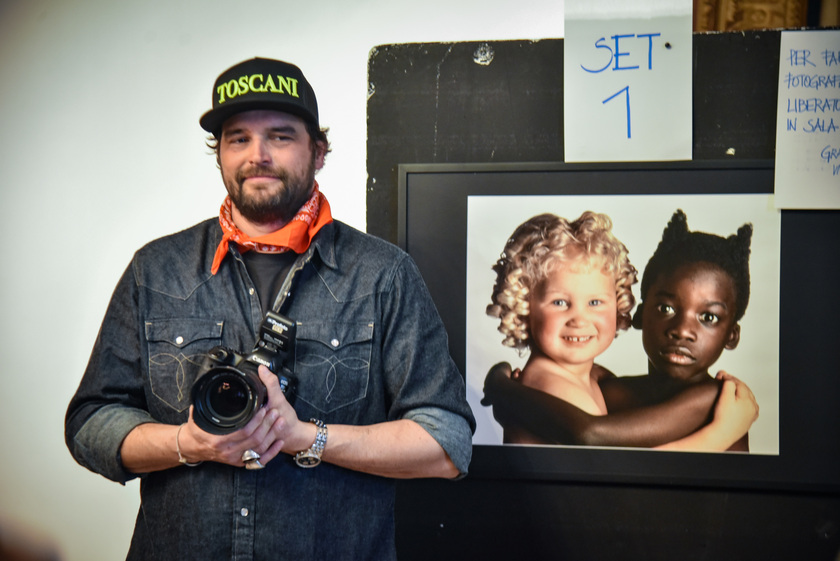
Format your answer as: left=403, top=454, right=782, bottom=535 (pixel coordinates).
left=242, top=251, right=297, bottom=317
left=269, top=241, right=319, bottom=316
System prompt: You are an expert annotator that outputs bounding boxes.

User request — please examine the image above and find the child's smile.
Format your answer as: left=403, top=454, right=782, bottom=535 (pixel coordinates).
left=641, top=261, right=740, bottom=383
left=564, top=335, right=593, bottom=343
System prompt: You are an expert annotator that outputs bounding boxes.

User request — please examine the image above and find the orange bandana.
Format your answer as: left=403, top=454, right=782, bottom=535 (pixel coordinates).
left=211, top=183, right=333, bottom=275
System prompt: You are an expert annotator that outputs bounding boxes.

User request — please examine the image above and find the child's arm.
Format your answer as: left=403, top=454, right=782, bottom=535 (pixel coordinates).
left=654, top=371, right=758, bottom=451
left=483, top=362, right=724, bottom=447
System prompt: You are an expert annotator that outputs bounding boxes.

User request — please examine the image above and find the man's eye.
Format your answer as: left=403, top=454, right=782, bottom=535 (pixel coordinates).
left=700, top=312, right=720, bottom=325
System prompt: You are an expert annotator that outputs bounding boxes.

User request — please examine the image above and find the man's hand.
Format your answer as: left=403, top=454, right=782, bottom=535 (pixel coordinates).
left=178, top=365, right=309, bottom=467
left=123, top=365, right=456, bottom=478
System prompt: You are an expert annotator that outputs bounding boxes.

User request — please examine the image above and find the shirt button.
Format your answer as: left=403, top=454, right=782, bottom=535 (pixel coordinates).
left=249, top=288, right=255, bottom=296
left=331, top=339, right=340, bottom=347
left=175, top=336, right=184, bottom=345
left=240, top=508, right=249, bottom=517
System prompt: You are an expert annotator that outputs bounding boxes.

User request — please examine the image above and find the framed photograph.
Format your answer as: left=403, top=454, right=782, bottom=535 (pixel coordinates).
left=398, top=160, right=840, bottom=492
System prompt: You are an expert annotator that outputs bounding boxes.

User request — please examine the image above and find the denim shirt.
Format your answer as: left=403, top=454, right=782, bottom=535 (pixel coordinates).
left=65, top=218, right=475, bottom=561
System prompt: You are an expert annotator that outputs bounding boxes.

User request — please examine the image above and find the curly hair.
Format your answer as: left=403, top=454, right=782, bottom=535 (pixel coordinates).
left=632, top=209, right=753, bottom=328
left=486, top=211, right=638, bottom=350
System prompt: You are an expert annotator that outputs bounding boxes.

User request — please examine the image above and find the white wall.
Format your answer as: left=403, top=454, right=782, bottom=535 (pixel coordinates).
left=0, top=1, right=564, bottom=559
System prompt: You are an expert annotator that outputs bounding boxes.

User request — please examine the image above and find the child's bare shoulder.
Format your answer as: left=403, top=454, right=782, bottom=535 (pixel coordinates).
left=518, top=361, right=566, bottom=394
left=520, top=360, right=606, bottom=415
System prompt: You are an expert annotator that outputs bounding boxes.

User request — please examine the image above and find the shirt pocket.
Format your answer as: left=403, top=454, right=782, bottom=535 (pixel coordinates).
left=145, top=318, right=224, bottom=412
left=293, top=321, right=373, bottom=416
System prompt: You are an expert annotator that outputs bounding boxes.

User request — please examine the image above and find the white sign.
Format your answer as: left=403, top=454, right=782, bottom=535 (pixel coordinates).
left=564, top=0, right=693, bottom=162
left=775, top=30, right=840, bottom=209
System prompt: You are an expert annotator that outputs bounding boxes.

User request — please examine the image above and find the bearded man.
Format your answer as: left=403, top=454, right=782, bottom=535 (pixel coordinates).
left=66, top=57, right=475, bottom=561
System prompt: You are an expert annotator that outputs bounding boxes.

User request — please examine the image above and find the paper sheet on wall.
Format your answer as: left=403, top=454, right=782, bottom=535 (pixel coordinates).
left=563, top=0, right=692, bottom=162
left=774, top=30, right=840, bottom=209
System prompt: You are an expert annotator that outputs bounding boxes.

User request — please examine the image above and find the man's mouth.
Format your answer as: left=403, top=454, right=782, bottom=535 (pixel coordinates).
left=243, top=174, right=280, bottom=182
left=239, top=166, right=283, bottom=183
left=658, top=346, right=695, bottom=365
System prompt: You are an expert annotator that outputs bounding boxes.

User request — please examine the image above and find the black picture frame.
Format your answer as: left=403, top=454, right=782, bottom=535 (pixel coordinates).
left=397, top=160, right=840, bottom=492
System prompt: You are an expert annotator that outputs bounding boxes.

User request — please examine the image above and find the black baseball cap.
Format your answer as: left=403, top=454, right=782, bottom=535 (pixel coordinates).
left=199, top=57, right=319, bottom=135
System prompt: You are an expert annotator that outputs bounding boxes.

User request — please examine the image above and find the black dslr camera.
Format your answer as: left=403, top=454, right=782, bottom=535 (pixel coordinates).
left=191, top=311, right=296, bottom=435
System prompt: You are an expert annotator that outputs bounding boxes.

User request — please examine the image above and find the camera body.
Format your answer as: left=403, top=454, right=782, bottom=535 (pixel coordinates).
left=191, top=311, right=295, bottom=435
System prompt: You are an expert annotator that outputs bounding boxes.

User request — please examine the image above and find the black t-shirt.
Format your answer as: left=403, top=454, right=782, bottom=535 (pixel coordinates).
left=241, top=250, right=297, bottom=315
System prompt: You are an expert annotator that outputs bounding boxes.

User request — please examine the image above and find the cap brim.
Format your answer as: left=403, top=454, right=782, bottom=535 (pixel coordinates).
left=199, top=101, right=318, bottom=135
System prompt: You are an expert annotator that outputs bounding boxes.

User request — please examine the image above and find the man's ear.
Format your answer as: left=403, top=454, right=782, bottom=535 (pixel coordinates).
left=725, top=323, right=741, bottom=350
left=314, top=140, right=327, bottom=171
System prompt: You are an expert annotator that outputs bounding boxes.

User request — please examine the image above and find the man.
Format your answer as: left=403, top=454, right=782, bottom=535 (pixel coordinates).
left=65, top=57, right=475, bottom=560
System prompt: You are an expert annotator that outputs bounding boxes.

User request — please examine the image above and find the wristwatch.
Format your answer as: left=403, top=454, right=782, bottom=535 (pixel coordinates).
left=294, top=419, right=327, bottom=468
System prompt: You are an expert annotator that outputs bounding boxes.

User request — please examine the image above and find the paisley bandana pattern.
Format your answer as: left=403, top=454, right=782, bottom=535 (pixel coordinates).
left=211, top=182, right=332, bottom=274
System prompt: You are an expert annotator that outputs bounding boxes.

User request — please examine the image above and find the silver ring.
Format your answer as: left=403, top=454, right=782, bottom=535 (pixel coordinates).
left=245, top=459, right=265, bottom=470
left=241, top=449, right=261, bottom=463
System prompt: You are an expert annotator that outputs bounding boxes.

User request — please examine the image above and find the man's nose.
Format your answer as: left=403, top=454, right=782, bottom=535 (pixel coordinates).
left=248, top=137, right=271, bottom=165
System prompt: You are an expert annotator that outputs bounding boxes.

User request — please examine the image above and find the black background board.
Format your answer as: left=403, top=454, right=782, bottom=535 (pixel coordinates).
left=366, top=32, right=840, bottom=561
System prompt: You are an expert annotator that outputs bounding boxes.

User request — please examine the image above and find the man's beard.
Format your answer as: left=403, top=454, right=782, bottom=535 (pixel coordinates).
left=224, top=154, right=317, bottom=226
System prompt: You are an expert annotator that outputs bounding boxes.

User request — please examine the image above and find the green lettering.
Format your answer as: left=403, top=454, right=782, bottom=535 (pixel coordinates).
left=238, top=76, right=250, bottom=95
left=216, top=84, right=227, bottom=104
left=265, top=74, right=277, bottom=93
left=276, top=76, right=299, bottom=97
left=225, top=79, right=239, bottom=100
left=249, top=74, right=264, bottom=92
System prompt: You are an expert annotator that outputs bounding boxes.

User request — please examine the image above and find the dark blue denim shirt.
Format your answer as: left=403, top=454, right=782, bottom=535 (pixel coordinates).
left=66, top=218, right=475, bottom=561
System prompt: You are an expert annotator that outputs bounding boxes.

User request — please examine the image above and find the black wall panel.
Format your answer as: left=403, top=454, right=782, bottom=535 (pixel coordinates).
left=366, top=31, right=840, bottom=560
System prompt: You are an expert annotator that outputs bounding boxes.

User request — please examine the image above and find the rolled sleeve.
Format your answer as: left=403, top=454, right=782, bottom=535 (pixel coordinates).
left=65, top=259, right=155, bottom=484
left=70, top=403, right=156, bottom=484
left=380, top=255, right=475, bottom=477
left=403, top=406, right=473, bottom=477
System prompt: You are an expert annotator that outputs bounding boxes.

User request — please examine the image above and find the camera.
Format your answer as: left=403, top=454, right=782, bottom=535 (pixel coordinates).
left=191, top=311, right=296, bottom=435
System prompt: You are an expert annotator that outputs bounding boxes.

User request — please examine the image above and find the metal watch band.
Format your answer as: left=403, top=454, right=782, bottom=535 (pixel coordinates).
left=310, top=419, right=327, bottom=454
left=294, top=419, right=327, bottom=468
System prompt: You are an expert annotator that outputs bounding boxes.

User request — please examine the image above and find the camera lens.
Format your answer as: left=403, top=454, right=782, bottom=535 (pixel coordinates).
left=191, top=366, right=265, bottom=435
left=208, top=378, right=250, bottom=418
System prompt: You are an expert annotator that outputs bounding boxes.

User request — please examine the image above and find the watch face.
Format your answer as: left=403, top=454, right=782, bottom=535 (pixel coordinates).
left=295, top=453, right=321, bottom=468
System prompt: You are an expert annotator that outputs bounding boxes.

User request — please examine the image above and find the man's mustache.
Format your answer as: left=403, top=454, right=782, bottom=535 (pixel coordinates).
left=237, top=166, right=287, bottom=182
